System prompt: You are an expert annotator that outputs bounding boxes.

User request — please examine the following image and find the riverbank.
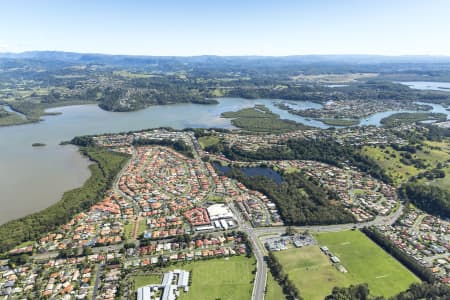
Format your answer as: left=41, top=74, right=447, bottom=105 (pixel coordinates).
left=0, top=100, right=106, bottom=128
left=319, top=118, right=360, bottom=126
left=1, top=98, right=450, bottom=225
left=221, top=104, right=309, bottom=132
left=0, top=106, right=31, bottom=126
left=380, top=112, right=447, bottom=127
left=0, top=147, right=130, bottom=253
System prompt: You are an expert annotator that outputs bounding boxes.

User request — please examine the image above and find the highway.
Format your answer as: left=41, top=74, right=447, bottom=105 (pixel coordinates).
left=228, top=202, right=267, bottom=300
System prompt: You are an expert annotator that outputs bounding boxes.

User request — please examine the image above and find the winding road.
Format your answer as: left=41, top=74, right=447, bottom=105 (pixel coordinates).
left=113, top=141, right=405, bottom=300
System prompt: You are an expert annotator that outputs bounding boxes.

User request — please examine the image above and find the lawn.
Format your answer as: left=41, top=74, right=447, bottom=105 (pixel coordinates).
left=266, top=272, right=285, bottom=300
left=133, top=274, right=162, bottom=288
left=179, top=256, right=255, bottom=300
left=123, top=221, right=134, bottom=241
left=274, top=246, right=350, bottom=300
left=274, top=230, right=419, bottom=299
left=198, top=135, right=220, bottom=149
left=315, top=230, right=419, bottom=298
left=137, top=217, right=148, bottom=236
left=132, top=256, right=256, bottom=300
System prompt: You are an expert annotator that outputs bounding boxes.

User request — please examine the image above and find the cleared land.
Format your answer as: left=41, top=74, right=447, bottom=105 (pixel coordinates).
left=275, top=231, right=419, bottom=299
left=132, top=256, right=255, bottom=300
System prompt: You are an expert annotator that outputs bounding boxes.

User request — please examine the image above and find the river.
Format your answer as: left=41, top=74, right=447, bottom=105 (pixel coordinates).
left=0, top=98, right=319, bottom=224
left=398, top=81, right=450, bottom=91
left=1, top=97, right=449, bottom=224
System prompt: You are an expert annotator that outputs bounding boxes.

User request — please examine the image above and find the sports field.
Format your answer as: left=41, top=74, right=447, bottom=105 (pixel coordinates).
left=317, top=231, right=420, bottom=297
left=179, top=256, right=255, bottom=300
left=274, top=245, right=350, bottom=299
left=275, top=230, right=419, bottom=299
left=133, top=256, right=256, bottom=300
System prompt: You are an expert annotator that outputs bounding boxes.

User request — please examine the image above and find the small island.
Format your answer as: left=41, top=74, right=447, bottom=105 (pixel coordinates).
left=32, top=142, right=46, bottom=147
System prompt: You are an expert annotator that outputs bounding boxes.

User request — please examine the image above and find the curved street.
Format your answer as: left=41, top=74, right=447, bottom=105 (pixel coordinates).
left=112, top=143, right=405, bottom=300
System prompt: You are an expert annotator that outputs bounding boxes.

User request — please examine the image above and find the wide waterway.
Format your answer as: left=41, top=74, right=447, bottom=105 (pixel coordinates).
left=399, top=81, right=450, bottom=91
left=0, top=98, right=321, bottom=224
left=1, top=96, right=449, bottom=224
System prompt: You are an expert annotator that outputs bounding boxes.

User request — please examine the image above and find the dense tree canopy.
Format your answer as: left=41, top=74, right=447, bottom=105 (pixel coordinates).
left=0, top=148, right=129, bottom=253
left=227, top=169, right=354, bottom=225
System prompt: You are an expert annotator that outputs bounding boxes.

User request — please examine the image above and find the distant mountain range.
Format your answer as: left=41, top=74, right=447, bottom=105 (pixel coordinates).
left=2, top=51, right=450, bottom=76
left=1, top=51, right=450, bottom=65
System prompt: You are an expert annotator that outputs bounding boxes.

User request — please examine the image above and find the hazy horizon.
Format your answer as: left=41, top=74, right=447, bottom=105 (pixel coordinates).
left=2, top=50, right=450, bottom=58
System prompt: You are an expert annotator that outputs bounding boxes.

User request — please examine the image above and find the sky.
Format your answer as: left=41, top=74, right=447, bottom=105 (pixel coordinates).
left=0, top=0, right=449, bottom=56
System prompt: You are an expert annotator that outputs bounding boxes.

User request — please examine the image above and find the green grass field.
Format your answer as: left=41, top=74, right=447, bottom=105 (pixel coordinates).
left=266, top=272, right=285, bottom=300
left=274, top=246, right=350, bottom=300
left=133, top=274, right=162, bottom=288
left=132, top=256, right=256, bottom=300
left=198, top=135, right=220, bottom=148
left=361, top=146, right=420, bottom=185
left=123, top=221, right=134, bottom=240
left=315, top=231, right=419, bottom=298
left=362, top=141, right=450, bottom=188
left=179, top=256, right=255, bottom=300
left=275, top=231, right=419, bottom=299
left=137, top=218, right=148, bottom=236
